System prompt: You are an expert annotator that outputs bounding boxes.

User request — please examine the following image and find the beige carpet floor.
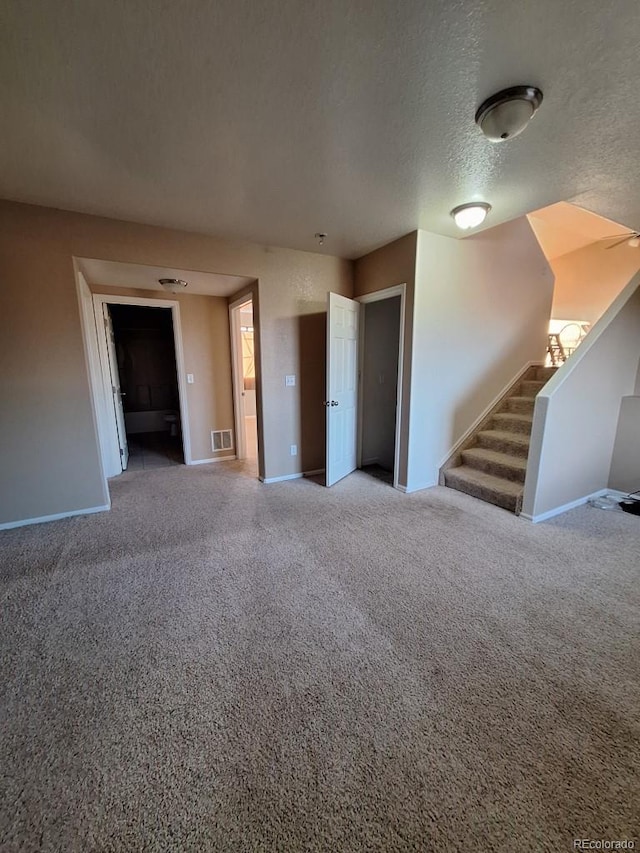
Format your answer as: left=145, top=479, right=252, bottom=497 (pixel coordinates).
left=1, top=462, right=638, bottom=852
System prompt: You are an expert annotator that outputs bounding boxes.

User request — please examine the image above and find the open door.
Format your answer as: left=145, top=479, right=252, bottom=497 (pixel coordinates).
left=102, top=303, right=129, bottom=470
left=326, top=292, right=360, bottom=486
left=229, top=297, right=257, bottom=463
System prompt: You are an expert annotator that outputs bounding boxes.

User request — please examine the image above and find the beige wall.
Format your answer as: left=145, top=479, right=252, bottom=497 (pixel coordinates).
left=354, top=233, right=418, bottom=298
left=354, top=232, right=417, bottom=486
left=353, top=222, right=554, bottom=492
left=409, top=218, right=554, bottom=491
left=0, top=200, right=352, bottom=526
left=88, top=285, right=234, bottom=462
left=609, top=396, right=640, bottom=494
left=550, top=241, right=640, bottom=325
left=522, top=275, right=640, bottom=520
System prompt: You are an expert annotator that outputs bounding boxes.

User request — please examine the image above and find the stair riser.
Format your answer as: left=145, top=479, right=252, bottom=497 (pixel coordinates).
left=504, top=398, right=535, bottom=416
left=535, top=367, right=557, bottom=382
left=440, top=366, right=555, bottom=514
left=491, top=414, right=533, bottom=436
left=461, top=451, right=526, bottom=483
left=476, top=433, right=530, bottom=459
left=520, top=380, right=545, bottom=397
left=443, top=472, right=519, bottom=513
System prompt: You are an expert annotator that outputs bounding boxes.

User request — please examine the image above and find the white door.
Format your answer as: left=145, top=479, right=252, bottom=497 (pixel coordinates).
left=102, top=303, right=129, bottom=470
left=326, top=292, right=360, bottom=486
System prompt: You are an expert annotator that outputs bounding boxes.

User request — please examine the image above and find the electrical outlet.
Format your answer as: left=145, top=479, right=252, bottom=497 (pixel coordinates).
left=290, top=444, right=297, bottom=456
left=285, top=374, right=296, bottom=387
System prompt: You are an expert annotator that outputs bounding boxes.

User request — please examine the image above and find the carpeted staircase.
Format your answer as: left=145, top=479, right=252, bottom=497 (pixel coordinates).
left=442, top=365, right=557, bottom=514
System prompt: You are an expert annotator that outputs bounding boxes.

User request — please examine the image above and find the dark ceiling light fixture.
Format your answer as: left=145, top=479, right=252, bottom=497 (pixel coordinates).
left=315, top=232, right=327, bottom=246
left=158, top=278, right=188, bottom=292
left=475, top=85, right=543, bottom=142
left=450, top=201, right=492, bottom=230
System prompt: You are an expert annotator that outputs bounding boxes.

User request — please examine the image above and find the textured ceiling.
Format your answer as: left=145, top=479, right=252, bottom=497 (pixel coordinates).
left=527, top=202, right=631, bottom=260
left=2, top=0, right=640, bottom=259
left=78, top=259, right=254, bottom=297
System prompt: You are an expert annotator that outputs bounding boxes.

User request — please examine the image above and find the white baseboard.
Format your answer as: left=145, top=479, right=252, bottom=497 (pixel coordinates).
left=261, top=467, right=325, bottom=484
left=188, top=455, right=236, bottom=465
left=520, top=489, right=627, bottom=523
left=397, top=479, right=437, bottom=494
left=0, top=502, right=111, bottom=531
left=260, top=472, right=304, bottom=484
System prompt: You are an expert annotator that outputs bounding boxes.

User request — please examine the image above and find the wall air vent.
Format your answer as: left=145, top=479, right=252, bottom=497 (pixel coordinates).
left=211, top=429, right=234, bottom=452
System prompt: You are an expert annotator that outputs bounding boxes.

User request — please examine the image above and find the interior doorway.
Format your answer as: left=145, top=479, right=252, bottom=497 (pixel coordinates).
left=325, top=284, right=405, bottom=489
left=92, top=294, right=191, bottom=478
left=107, top=303, right=184, bottom=471
left=358, top=295, right=402, bottom=485
left=229, top=296, right=258, bottom=468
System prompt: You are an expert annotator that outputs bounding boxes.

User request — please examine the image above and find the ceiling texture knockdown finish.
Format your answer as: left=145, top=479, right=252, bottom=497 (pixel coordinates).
left=1, top=0, right=640, bottom=259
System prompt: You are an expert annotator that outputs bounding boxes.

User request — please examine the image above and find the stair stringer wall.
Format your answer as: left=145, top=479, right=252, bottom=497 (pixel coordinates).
left=406, top=217, right=554, bottom=493
left=439, top=361, right=544, bottom=482
left=522, top=271, right=640, bottom=521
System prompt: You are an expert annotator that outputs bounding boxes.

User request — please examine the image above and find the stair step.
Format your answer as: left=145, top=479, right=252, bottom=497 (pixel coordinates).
left=503, top=396, right=535, bottom=415
left=461, top=447, right=527, bottom=483
left=491, top=412, right=533, bottom=435
left=443, top=465, right=522, bottom=513
left=535, top=366, right=557, bottom=382
left=520, top=379, right=546, bottom=397
left=476, top=429, right=530, bottom=458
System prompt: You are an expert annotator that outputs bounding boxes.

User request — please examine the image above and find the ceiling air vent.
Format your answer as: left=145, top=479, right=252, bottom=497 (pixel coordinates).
left=211, top=429, right=233, bottom=452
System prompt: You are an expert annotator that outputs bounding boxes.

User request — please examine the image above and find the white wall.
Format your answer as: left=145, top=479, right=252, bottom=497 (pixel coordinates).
left=522, top=274, right=640, bottom=520
left=361, top=297, right=401, bottom=470
left=406, top=218, right=554, bottom=491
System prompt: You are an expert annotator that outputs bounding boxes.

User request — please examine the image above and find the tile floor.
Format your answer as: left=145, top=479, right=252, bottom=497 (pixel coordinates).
left=125, top=432, right=184, bottom=471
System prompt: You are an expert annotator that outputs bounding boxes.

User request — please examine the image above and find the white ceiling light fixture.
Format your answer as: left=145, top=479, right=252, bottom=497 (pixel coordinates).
left=451, top=202, right=491, bottom=230
left=158, top=278, right=188, bottom=292
left=475, top=85, right=543, bottom=142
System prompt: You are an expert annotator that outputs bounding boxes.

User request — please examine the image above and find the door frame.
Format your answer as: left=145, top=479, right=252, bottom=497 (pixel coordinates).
left=101, top=301, right=130, bottom=469
left=356, top=283, right=406, bottom=490
left=228, top=295, right=254, bottom=461
left=91, top=293, right=192, bottom=475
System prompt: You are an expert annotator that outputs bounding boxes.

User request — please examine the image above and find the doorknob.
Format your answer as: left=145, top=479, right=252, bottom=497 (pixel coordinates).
left=331, top=400, right=339, bottom=406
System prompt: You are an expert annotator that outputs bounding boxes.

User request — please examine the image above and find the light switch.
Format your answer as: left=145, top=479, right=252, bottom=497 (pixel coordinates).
left=187, top=373, right=194, bottom=384
left=285, top=375, right=296, bottom=387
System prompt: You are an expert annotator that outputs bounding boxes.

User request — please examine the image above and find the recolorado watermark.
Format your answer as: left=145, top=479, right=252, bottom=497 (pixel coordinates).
left=574, top=841, right=635, bottom=850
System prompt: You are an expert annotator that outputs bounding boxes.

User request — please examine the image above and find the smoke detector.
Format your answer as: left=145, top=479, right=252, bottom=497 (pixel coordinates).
left=158, top=278, right=188, bottom=293
left=475, top=86, right=543, bottom=142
